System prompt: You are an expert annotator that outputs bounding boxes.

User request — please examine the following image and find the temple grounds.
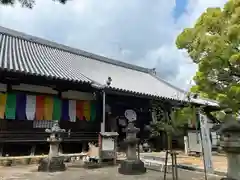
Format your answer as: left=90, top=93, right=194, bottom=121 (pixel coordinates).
left=0, top=163, right=222, bottom=180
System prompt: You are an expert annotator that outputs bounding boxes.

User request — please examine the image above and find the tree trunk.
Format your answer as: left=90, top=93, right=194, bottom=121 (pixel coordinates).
left=154, top=136, right=162, bottom=151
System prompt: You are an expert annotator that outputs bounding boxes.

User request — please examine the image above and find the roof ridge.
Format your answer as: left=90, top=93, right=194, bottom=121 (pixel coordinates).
left=0, top=26, right=151, bottom=73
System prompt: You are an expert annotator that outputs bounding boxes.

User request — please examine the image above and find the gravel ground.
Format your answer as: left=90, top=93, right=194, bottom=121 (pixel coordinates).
left=0, top=164, right=223, bottom=180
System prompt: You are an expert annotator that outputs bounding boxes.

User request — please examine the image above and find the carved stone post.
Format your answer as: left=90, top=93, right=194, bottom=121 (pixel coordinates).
left=219, top=109, right=240, bottom=180
left=38, top=122, right=66, bottom=172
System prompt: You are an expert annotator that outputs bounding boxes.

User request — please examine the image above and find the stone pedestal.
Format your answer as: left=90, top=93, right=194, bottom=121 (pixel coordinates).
left=218, top=109, right=240, bottom=180
left=118, top=159, right=146, bottom=175
left=38, top=156, right=66, bottom=172
left=118, top=122, right=146, bottom=175
left=38, top=122, right=66, bottom=172
left=225, top=153, right=240, bottom=180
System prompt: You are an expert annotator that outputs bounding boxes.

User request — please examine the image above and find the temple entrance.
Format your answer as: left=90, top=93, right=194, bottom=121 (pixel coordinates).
left=104, top=94, right=152, bottom=149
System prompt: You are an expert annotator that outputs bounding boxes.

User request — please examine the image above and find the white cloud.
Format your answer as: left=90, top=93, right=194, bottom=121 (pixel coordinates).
left=0, top=0, right=228, bottom=90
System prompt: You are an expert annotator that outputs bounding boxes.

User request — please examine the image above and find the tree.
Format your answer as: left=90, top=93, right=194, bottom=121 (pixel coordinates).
left=0, top=0, right=68, bottom=8
left=150, top=103, right=191, bottom=151
left=176, top=0, right=240, bottom=113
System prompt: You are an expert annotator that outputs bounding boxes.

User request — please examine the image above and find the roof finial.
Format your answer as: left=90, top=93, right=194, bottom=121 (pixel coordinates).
left=152, top=68, right=156, bottom=75
left=106, top=76, right=112, bottom=86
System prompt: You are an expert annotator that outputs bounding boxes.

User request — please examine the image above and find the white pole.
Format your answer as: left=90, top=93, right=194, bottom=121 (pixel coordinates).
left=184, top=136, right=188, bottom=155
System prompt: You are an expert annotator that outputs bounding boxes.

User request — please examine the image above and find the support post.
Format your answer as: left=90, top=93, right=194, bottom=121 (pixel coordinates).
left=30, top=145, right=36, bottom=156
left=101, top=90, right=106, bottom=133
left=164, top=150, right=168, bottom=180
left=184, top=136, right=189, bottom=155
left=171, top=152, right=175, bottom=180
left=0, top=144, right=3, bottom=157
left=164, top=151, right=179, bottom=180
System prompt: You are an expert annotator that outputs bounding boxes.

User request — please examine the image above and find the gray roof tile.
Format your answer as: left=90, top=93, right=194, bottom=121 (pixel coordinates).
left=0, top=33, right=91, bottom=83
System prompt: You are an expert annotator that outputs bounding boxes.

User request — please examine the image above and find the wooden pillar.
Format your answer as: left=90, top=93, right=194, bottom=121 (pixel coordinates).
left=30, top=145, right=36, bottom=156
left=0, top=144, right=3, bottom=156
left=101, top=91, right=106, bottom=133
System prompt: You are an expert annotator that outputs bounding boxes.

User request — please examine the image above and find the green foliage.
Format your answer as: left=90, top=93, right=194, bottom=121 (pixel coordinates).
left=0, top=0, right=68, bottom=8
left=176, top=0, right=240, bottom=113
left=211, top=111, right=226, bottom=121
left=150, top=105, right=192, bottom=138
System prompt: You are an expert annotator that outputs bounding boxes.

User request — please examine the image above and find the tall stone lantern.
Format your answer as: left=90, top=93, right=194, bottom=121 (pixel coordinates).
left=218, top=109, right=240, bottom=180
left=38, top=122, right=66, bottom=172
left=118, top=109, right=146, bottom=175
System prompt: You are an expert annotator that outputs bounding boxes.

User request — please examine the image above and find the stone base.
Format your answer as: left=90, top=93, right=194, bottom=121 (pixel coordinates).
left=118, top=159, right=146, bottom=175
left=38, top=157, right=66, bottom=172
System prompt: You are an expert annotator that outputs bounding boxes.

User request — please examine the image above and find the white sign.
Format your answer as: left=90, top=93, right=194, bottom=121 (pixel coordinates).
left=102, top=138, right=114, bottom=151
left=199, top=113, right=214, bottom=173
left=124, top=109, right=137, bottom=122
left=188, top=132, right=202, bottom=153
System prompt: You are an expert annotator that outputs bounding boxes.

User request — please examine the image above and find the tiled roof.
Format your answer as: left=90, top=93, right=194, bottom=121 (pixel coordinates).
left=0, top=30, right=91, bottom=83
left=0, top=26, right=219, bottom=106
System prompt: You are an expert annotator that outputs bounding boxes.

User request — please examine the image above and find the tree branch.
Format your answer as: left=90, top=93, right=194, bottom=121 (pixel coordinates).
left=226, top=59, right=240, bottom=78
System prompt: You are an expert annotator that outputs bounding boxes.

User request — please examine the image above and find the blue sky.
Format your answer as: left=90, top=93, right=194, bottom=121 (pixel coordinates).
left=0, top=0, right=228, bottom=90
left=174, top=0, right=188, bottom=19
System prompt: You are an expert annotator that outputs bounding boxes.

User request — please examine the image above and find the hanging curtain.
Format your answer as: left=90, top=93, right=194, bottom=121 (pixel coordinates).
left=76, top=100, right=84, bottom=120
left=69, top=100, right=76, bottom=122
left=90, top=101, right=96, bottom=122
left=36, top=95, right=45, bottom=120
left=16, top=93, right=26, bottom=120
left=0, top=93, right=7, bottom=119
left=61, top=99, right=69, bottom=121
left=26, top=95, right=36, bottom=120
left=5, top=92, right=17, bottom=119
left=44, top=96, right=53, bottom=120
left=83, top=101, right=90, bottom=121
left=53, top=97, right=61, bottom=121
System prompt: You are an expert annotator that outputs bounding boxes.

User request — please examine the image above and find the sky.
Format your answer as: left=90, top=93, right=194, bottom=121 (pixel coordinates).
left=0, top=0, right=228, bottom=91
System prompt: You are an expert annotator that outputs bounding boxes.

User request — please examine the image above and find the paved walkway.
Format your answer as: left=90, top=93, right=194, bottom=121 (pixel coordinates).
left=141, top=152, right=227, bottom=174
left=0, top=164, right=223, bottom=180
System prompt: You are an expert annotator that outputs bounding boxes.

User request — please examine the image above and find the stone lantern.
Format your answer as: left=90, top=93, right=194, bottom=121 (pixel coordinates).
left=38, top=122, right=66, bottom=172
left=118, top=121, right=146, bottom=175
left=218, top=109, right=240, bottom=180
